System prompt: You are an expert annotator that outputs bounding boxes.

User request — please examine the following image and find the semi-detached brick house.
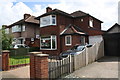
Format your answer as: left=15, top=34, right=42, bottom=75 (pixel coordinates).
left=6, top=14, right=40, bottom=47
left=36, top=7, right=104, bottom=56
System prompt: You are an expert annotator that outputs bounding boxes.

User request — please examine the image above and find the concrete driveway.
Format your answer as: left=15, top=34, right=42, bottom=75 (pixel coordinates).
left=65, top=56, right=119, bottom=78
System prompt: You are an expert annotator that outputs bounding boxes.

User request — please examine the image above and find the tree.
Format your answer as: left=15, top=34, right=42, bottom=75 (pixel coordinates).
left=1, top=26, right=12, bottom=50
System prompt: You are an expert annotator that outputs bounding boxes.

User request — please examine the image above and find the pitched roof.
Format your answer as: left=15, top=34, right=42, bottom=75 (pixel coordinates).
left=88, top=27, right=104, bottom=36
left=60, top=24, right=88, bottom=36
left=71, top=11, right=103, bottom=23
left=8, top=15, right=39, bottom=27
left=70, top=10, right=88, bottom=17
left=25, top=16, right=39, bottom=24
left=107, top=23, right=120, bottom=32
left=36, top=8, right=103, bottom=23
left=36, top=9, right=72, bottom=19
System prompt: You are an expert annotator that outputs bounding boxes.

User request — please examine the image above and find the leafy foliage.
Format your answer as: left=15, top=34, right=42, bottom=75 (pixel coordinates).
left=1, top=26, right=12, bottom=50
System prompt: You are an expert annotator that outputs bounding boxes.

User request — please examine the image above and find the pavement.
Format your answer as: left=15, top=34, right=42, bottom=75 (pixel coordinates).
left=1, top=66, right=30, bottom=79
left=65, top=56, right=119, bottom=78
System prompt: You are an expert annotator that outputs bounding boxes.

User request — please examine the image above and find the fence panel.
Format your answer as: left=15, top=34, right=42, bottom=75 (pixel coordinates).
left=74, top=49, right=86, bottom=70
left=49, top=55, right=73, bottom=79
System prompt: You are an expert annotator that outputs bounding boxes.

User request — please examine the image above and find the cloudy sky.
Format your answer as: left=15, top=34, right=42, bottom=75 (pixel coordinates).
left=0, top=0, right=119, bottom=30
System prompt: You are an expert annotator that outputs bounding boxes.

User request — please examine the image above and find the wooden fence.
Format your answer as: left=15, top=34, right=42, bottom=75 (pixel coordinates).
left=48, top=55, right=74, bottom=79
left=48, top=41, right=104, bottom=78
left=73, top=41, right=104, bottom=70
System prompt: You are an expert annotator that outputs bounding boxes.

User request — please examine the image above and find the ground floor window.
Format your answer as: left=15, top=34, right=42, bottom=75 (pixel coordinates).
left=40, top=35, right=57, bottom=50
left=65, top=35, right=72, bottom=46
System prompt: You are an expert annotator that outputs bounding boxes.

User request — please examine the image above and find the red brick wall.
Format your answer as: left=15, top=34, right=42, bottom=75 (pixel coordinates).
left=2, top=51, right=10, bottom=71
left=61, top=35, right=79, bottom=52
left=25, top=38, right=40, bottom=47
left=74, top=16, right=89, bottom=33
left=73, top=16, right=102, bottom=36
left=30, top=53, right=49, bottom=79
left=25, top=23, right=40, bottom=38
left=57, top=15, right=73, bottom=27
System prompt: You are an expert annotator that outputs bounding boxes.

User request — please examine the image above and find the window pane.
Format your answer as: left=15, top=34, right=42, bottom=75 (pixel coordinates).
left=40, top=16, right=50, bottom=27
left=89, top=20, right=93, bottom=27
left=52, top=15, right=56, bottom=24
left=52, top=18, right=56, bottom=24
left=65, top=35, right=71, bottom=45
left=41, top=36, right=51, bottom=49
left=22, top=25, right=25, bottom=31
left=52, top=38, right=55, bottom=49
left=67, top=37, right=70, bottom=44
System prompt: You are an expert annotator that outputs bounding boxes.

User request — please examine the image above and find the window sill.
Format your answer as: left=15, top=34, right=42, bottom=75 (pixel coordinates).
left=40, top=49, right=57, bottom=50
left=65, top=44, right=72, bottom=46
left=40, top=24, right=56, bottom=28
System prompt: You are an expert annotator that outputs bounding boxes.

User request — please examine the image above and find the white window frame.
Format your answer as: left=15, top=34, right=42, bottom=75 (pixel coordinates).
left=22, top=25, right=25, bottom=31
left=65, top=35, right=72, bottom=46
left=89, top=19, right=93, bottom=27
left=40, top=15, right=56, bottom=27
left=40, top=35, right=57, bottom=50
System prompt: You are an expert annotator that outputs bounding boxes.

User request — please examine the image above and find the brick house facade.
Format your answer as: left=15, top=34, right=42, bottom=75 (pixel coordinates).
left=6, top=14, right=40, bottom=47
left=36, top=7, right=104, bottom=55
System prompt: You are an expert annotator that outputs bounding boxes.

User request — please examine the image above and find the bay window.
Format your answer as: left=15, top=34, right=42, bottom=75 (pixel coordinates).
left=40, top=35, right=57, bottom=50
left=40, top=15, right=56, bottom=27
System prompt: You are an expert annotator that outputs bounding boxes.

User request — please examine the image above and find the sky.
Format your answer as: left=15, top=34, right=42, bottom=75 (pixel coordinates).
left=0, top=0, right=119, bottom=30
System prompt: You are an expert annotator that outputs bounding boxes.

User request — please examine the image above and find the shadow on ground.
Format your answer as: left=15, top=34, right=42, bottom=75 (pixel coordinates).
left=97, top=56, right=119, bottom=62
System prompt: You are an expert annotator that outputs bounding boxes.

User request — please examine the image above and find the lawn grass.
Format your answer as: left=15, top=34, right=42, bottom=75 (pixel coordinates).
left=9, top=55, right=30, bottom=66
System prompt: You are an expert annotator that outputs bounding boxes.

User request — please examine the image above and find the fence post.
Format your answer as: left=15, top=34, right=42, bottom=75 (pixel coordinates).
left=2, top=50, right=10, bottom=71
left=30, top=52, right=49, bottom=79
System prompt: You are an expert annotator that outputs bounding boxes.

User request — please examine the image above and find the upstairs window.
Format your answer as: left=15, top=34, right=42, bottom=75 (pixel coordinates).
left=22, top=25, right=25, bottom=31
left=65, top=35, right=72, bottom=46
left=89, top=19, right=93, bottom=27
left=40, top=15, right=56, bottom=27
left=12, top=25, right=21, bottom=33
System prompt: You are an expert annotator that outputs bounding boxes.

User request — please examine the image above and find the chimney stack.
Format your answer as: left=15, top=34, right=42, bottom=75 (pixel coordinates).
left=24, top=14, right=31, bottom=19
left=46, top=7, right=52, bottom=13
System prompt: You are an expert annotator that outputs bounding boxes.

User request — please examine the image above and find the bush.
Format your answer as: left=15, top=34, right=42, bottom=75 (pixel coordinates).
left=10, top=48, right=29, bottom=56
left=29, top=47, right=40, bottom=52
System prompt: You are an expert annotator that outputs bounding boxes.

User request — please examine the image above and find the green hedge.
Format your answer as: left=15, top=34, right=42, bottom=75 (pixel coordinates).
left=29, top=47, right=40, bottom=52
left=10, top=48, right=29, bottom=56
